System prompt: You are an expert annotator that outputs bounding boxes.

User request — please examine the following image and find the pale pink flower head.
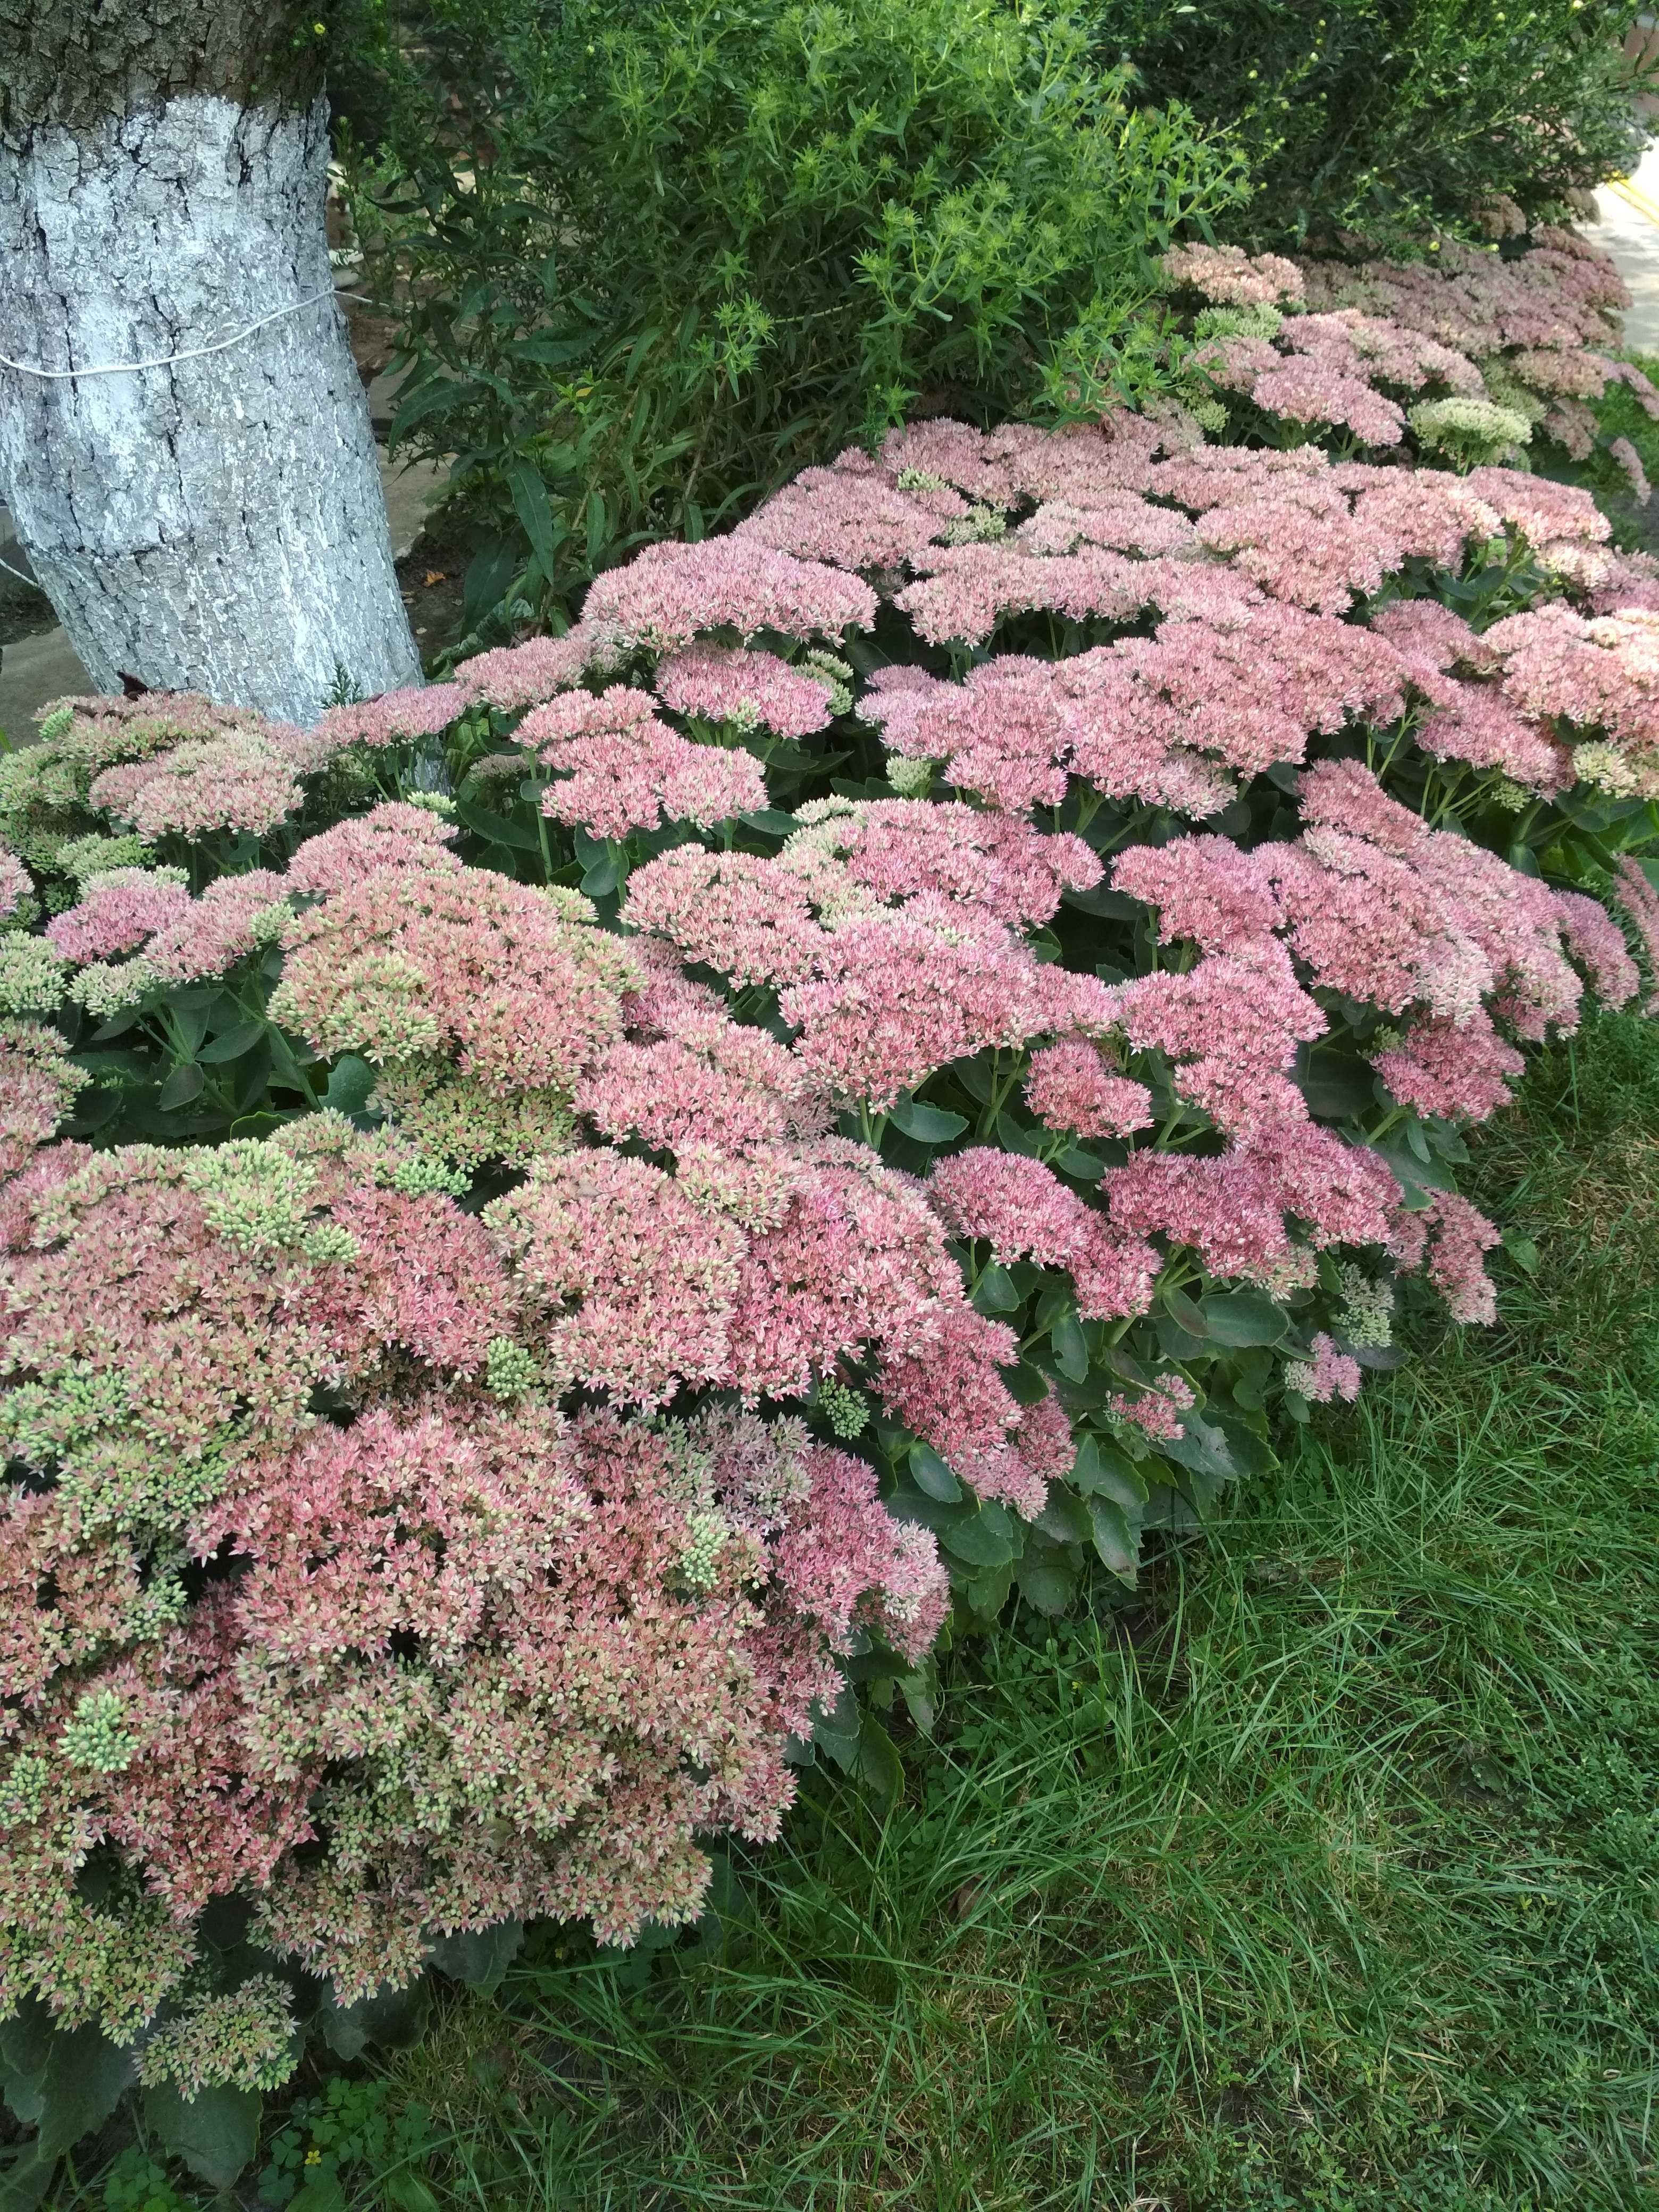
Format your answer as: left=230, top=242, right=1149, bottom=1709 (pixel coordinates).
left=1612, top=856, right=1659, bottom=1014
left=877, top=417, right=1023, bottom=505
left=1285, top=1333, right=1362, bottom=1404
left=521, top=684, right=766, bottom=840
left=1112, top=836, right=1282, bottom=952
left=654, top=644, right=837, bottom=737
left=584, top=539, right=877, bottom=655
left=270, top=858, right=631, bottom=1094
left=1410, top=1190, right=1501, bottom=1323
left=46, top=873, right=192, bottom=963
left=779, top=909, right=1109, bottom=1112
left=1163, top=242, right=1305, bottom=308
left=315, top=683, right=468, bottom=750
left=622, top=848, right=830, bottom=988
left=1249, top=362, right=1406, bottom=449
left=142, top=870, right=293, bottom=985
left=1024, top=1041, right=1153, bottom=1141
left=484, top=1152, right=744, bottom=1405
left=286, top=801, right=462, bottom=898
left=0, top=1019, right=88, bottom=1175
left=1371, top=1009, right=1524, bottom=1124
left=780, top=797, right=1101, bottom=929
left=1114, top=940, right=1326, bottom=1137
left=1110, top=1374, right=1195, bottom=1442
left=89, top=732, right=308, bottom=839
left=928, top=1147, right=1100, bottom=1270
left=0, top=850, right=32, bottom=920
left=734, top=457, right=965, bottom=571
left=774, top=1445, right=950, bottom=1663
left=1367, top=598, right=1494, bottom=676
left=1553, top=887, right=1638, bottom=1009
left=874, top=1304, right=1027, bottom=1504
left=453, top=625, right=598, bottom=711
left=1414, top=682, right=1568, bottom=794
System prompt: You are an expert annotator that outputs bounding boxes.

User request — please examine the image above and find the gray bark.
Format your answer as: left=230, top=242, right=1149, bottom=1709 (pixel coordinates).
left=0, top=93, right=422, bottom=725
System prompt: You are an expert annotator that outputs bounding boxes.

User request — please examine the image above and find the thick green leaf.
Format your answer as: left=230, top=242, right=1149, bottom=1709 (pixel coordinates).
left=197, top=1017, right=267, bottom=1064
left=319, top=1975, right=431, bottom=2062
left=0, top=2006, right=48, bottom=2127
left=1087, top=1494, right=1139, bottom=1583
left=964, top=1561, right=1016, bottom=1617
left=1016, top=1549, right=1079, bottom=1615
left=1161, top=1285, right=1209, bottom=1339
left=33, top=2024, right=133, bottom=2159
left=1071, top=1434, right=1149, bottom=1514
left=889, top=1096, right=969, bottom=1144
left=1061, top=884, right=1139, bottom=918
left=0, top=2144, right=54, bottom=2212
left=1297, top=1049, right=1379, bottom=1120
left=908, top=1445, right=961, bottom=1502
left=286, top=2175, right=349, bottom=2212
left=938, top=1504, right=1016, bottom=1569
left=505, top=456, right=557, bottom=577
left=579, top=849, right=627, bottom=898
left=736, top=809, right=798, bottom=836
left=971, top=1262, right=1021, bottom=1314
left=1504, top=1230, right=1540, bottom=1276
left=1035, top=1487, right=1091, bottom=1545
left=143, top=2082, right=262, bottom=2191
left=425, top=1921, right=524, bottom=1993
left=855, top=1712, right=905, bottom=1804
left=457, top=798, right=542, bottom=853
left=1055, top=1144, right=1107, bottom=1179
left=323, top=1054, right=378, bottom=1117
left=158, top=1062, right=205, bottom=1111
left=1160, top=1415, right=1238, bottom=1482
left=382, top=2173, right=444, bottom=2212
left=1198, top=1289, right=1289, bottom=1347
left=1049, top=1308, right=1089, bottom=1384
left=172, top=996, right=212, bottom=1057
left=810, top=1683, right=861, bottom=1771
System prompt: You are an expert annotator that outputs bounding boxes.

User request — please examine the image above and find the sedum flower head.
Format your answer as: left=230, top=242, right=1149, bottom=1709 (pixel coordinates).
left=1409, top=396, right=1532, bottom=466
left=136, top=1975, right=299, bottom=2096
left=62, top=1687, right=140, bottom=1773
left=0, top=934, right=67, bottom=1013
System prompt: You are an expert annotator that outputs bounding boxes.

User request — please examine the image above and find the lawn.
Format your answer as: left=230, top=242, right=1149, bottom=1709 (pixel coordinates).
left=85, top=1011, right=1654, bottom=2212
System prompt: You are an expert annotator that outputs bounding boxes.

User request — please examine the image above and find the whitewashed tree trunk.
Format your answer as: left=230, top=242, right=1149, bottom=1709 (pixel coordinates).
left=0, top=93, right=421, bottom=725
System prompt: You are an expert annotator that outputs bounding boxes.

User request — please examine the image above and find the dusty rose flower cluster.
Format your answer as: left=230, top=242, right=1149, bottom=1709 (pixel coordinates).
left=7, top=276, right=1658, bottom=2101
left=1168, top=228, right=1656, bottom=473
left=0, top=1112, right=950, bottom=2055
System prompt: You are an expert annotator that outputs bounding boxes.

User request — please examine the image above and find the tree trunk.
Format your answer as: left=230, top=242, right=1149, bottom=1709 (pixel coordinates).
left=0, top=31, right=421, bottom=726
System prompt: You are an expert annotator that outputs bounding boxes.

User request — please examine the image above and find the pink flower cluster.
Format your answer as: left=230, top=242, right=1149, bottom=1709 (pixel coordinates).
left=2, top=1170, right=945, bottom=2037
left=654, top=643, right=839, bottom=737
left=1164, top=242, right=1305, bottom=309
left=584, top=539, right=877, bottom=655
left=519, top=684, right=766, bottom=839
left=315, top=683, right=470, bottom=750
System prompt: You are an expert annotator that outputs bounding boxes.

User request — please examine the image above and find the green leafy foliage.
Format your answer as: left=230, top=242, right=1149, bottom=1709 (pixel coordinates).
left=1093, top=0, right=1649, bottom=247
left=341, top=0, right=1241, bottom=631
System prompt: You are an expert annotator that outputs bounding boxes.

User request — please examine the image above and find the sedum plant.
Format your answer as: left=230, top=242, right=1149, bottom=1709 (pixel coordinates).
left=5, top=299, right=1659, bottom=2189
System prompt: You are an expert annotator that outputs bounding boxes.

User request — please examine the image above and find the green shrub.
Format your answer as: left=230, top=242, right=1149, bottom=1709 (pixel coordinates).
left=344, top=0, right=1241, bottom=633
left=1090, top=0, right=1648, bottom=247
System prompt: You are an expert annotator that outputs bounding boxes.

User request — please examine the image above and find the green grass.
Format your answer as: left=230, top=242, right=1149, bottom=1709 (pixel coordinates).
left=68, top=1013, right=1659, bottom=2212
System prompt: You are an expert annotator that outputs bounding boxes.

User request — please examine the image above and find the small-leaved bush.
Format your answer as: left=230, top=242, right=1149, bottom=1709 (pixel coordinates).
left=344, top=0, right=1241, bottom=632
left=5, top=230, right=1659, bottom=2198
left=1091, top=0, right=1648, bottom=248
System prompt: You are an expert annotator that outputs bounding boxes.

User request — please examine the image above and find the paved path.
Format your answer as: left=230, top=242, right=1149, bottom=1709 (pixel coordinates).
left=1582, top=137, right=1659, bottom=353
